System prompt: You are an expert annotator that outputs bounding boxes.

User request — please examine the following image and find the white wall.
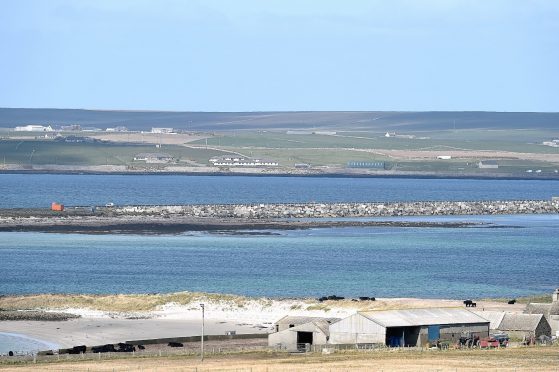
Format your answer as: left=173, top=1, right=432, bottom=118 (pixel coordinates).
left=329, top=313, right=386, bottom=344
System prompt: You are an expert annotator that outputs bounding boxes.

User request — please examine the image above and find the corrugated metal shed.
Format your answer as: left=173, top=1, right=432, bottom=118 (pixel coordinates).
left=360, top=308, right=489, bottom=327
left=474, top=311, right=506, bottom=329
left=275, top=316, right=340, bottom=326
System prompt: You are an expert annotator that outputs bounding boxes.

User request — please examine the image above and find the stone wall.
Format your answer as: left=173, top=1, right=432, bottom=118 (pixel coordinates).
left=111, top=200, right=559, bottom=219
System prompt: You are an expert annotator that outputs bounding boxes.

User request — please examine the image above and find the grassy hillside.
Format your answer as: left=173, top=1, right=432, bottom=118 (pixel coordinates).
left=0, top=140, right=229, bottom=166
left=1, top=108, right=558, bottom=131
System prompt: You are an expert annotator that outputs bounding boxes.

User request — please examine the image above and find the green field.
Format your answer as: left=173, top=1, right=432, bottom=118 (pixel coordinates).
left=1, top=126, right=558, bottom=174
left=192, top=131, right=559, bottom=153
left=0, top=140, right=230, bottom=166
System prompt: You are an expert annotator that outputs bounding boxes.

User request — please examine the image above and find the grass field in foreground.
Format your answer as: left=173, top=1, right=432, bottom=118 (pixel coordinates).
left=1, top=347, right=558, bottom=371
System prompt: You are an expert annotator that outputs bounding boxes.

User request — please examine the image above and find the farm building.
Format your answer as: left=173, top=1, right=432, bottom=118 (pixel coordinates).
left=268, top=317, right=339, bottom=352
left=329, top=308, right=489, bottom=347
left=346, top=161, right=385, bottom=169
left=209, top=156, right=278, bottom=167
left=524, top=288, right=559, bottom=336
left=475, top=311, right=551, bottom=338
left=133, top=152, right=174, bottom=163
left=273, top=316, right=340, bottom=333
left=478, top=160, right=499, bottom=169
left=14, top=125, right=53, bottom=132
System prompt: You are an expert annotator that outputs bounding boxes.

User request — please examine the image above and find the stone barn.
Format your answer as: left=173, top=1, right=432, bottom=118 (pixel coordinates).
left=476, top=311, right=552, bottom=339
left=525, top=288, right=559, bottom=336
left=329, top=308, right=490, bottom=347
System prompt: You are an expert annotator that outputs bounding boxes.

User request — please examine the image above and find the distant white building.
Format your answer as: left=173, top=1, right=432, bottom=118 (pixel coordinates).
left=14, top=125, right=53, bottom=132
left=478, top=160, right=499, bottom=169
left=151, top=128, right=174, bottom=134
left=134, top=152, right=174, bottom=163
left=209, top=156, right=279, bottom=167
left=106, top=126, right=129, bottom=132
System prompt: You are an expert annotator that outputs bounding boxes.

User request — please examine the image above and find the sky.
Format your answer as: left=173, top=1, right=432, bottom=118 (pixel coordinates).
left=0, top=0, right=558, bottom=112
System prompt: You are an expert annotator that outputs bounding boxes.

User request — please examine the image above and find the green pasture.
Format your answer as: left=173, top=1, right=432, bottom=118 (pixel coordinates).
left=193, top=131, right=559, bottom=154
left=0, top=140, right=230, bottom=166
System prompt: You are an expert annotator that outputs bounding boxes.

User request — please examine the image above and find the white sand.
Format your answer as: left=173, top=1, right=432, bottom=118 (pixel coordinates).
left=0, top=297, right=525, bottom=349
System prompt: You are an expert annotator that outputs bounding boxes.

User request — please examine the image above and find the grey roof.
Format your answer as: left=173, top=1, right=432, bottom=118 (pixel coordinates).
left=275, top=315, right=340, bottom=326
left=524, top=303, right=552, bottom=317
left=134, top=152, right=173, bottom=158
left=287, top=319, right=333, bottom=337
left=360, top=308, right=489, bottom=328
left=497, top=313, right=544, bottom=332
left=474, top=311, right=506, bottom=329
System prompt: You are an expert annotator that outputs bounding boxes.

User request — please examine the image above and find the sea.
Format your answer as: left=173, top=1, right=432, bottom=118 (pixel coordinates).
left=0, top=174, right=558, bottom=353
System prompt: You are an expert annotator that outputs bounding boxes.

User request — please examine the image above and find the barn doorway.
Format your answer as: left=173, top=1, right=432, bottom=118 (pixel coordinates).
left=297, top=331, right=313, bottom=350
left=386, top=326, right=421, bottom=347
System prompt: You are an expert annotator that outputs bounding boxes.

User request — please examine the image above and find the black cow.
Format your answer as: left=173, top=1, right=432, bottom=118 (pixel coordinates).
left=91, top=344, right=116, bottom=353
left=116, top=343, right=136, bottom=352
left=168, top=342, right=184, bottom=348
left=68, top=345, right=87, bottom=354
left=508, top=299, right=517, bottom=305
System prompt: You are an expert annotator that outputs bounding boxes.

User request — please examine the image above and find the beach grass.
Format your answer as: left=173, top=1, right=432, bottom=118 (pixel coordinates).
left=0, top=292, right=262, bottom=313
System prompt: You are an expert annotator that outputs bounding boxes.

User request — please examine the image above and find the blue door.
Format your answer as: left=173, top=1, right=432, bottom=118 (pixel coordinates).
left=428, top=325, right=440, bottom=341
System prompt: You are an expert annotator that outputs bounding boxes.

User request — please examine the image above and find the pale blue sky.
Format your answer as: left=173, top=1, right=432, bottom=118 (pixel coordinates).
left=1, top=0, right=557, bottom=112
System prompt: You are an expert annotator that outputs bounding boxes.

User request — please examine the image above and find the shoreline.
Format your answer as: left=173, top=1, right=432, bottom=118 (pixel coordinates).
left=0, top=217, right=483, bottom=234
left=1, top=168, right=559, bottom=181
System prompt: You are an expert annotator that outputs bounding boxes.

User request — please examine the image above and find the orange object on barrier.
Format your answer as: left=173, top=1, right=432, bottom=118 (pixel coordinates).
left=51, top=202, right=64, bottom=211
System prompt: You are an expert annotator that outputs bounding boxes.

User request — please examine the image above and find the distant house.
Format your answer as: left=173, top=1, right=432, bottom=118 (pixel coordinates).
left=60, top=124, right=81, bottom=131
left=134, top=153, right=174, bottom=163
left=106, top=126, right=129, bottom=132
left=478, top=160, right=499, bottom=169
left=151, top=128, right=174, bottom=134
left=209, top=156, right=278, bottom=167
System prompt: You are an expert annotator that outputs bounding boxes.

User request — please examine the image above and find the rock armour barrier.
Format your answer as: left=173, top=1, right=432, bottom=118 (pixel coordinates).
left=112, top=200, right=559, bottom=219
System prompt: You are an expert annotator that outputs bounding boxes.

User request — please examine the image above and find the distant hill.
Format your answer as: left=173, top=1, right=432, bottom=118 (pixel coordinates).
left=0, top=108, right=557, bottom=132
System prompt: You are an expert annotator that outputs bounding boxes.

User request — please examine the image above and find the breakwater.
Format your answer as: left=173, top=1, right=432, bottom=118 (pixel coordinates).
left=112, top=199, right=559, bottom=219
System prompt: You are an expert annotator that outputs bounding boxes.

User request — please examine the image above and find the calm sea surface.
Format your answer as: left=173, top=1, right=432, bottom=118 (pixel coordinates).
left=1, top=214, right=557, bottom=299
left=0, top=174, right=558, bottom=208
left=0, top=333, right=58, bottom=355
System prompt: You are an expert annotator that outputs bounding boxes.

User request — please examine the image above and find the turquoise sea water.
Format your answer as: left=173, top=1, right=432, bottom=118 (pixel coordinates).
left=1, top=214, right=557, bottom=299
left=0, top=333, right=58, bottom=355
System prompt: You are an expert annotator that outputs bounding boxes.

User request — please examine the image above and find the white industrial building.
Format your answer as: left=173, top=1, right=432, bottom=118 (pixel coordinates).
left=329, top=308, right=489, bottom=347
left=268, top=308, right=490, bottom=350
left=14, top=125, right=53, bottom=132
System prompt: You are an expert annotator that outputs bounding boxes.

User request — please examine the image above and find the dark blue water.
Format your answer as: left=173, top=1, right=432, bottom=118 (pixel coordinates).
left=0, top=174, right=558, bottom=208
left=1, top=215, right=557, bottom=299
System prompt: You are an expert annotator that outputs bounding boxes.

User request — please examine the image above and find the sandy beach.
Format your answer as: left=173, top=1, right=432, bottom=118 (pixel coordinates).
left=0, top=293, right=526, bottom=350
